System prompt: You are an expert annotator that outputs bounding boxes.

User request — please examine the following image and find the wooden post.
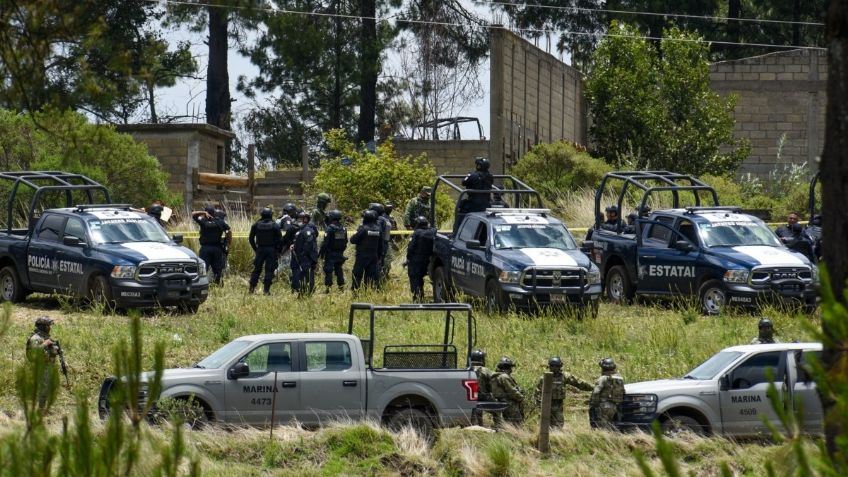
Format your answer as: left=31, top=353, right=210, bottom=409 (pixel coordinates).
left=537, top=372, right=553, bottom=455
left=247, top=143, right=256, bottom=211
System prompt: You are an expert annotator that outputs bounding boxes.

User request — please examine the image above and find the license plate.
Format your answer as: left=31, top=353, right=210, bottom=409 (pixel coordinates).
left=550, top=294, right=566, bottom=303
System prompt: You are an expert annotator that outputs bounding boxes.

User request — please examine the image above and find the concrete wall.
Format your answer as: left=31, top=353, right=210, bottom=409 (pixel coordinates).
left=489, top=28, right=588, bottom=175
left=710, top=49, right=827, bottom=176
left=392, top=139, right=490, bottom=176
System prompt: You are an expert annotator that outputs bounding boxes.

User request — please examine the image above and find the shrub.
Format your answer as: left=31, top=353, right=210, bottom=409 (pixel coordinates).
left=509, top=140, right=612, bottom=201
left=0, top=108, right=178, bottom=207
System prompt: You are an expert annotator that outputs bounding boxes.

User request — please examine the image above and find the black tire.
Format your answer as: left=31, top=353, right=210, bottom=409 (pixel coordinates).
left=387, top=408, right=434, bottom=440
left=605, top=265, right=633, bottom=304
left=0, top=265, right=26, bottom=303
left=431, top=267, right=454, bottom=303
left=89, top=275, right=116, bottom=310
left=661, top=413, right=706, bottom=436
left=485, top=279, right=507, bottom=315
left=698, top=279, right=727, bottom=316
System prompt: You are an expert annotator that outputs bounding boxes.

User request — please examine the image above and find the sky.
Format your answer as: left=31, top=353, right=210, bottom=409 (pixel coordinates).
left=154, top=1, right=510, bottom=143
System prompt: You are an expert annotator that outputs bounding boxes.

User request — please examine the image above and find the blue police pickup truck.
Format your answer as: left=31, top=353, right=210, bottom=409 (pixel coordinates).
left=586, top=171, right=818, bottom=314
left=429, top=175, right=602, bottom=317
left=0, top=171, right=209, bottom=312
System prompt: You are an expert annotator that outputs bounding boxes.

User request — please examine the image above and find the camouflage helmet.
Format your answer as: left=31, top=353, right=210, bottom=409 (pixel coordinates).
left=317, top=192, right=332, bottom=204
left=474, top=157, right=490, bottom=171
left=496, top=356, right=515, bottom=371
left=282, top=203, right=298, bottom=215
left=599, top=357, right=617, bottom=371
left=35, top=316, right=54, bottom=330
left=362, top=209, right=378, bottom=223
left=415, top=216, right=430, bottom=229
left=327, top=209, right=343, bottom=222
left=548, top=356, right=563, bottom=369
left=758, top=318, right=774, bottom=329
left=469, top=349, right=486, bottom=365
left=260, top=207, right=273, bottom=220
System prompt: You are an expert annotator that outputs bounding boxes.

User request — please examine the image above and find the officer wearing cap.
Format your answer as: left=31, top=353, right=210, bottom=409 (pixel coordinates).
left=191, top=204, right=231, bottom=285
left=751, top=318, right=780, bottom=344
left=404, top=187, right=432, bottom=230
left=319, top=210, right=348, bottom=292
left=350, top=210, right=383, bottom=290
left=311, top=193, right=332, bottom=230
left=405, top=216, right=436, bottom=302
left=249, top=207, right=283, bottom=295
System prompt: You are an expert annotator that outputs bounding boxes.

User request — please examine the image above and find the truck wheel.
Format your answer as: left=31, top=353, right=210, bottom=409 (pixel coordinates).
left=605, top=266, right=633, bottom=304
left=432, top=267, right=454, bottom=303
left=661, top=414, right=705, bottom=436
left=485, top=279, right=506, bottom=315
left=698, top=280, right=726, bottom=316
left=89, top=275, right=116, bottom=311
left=0, top=266, right=26, bottom=303
left=387, top=408, right=434, bottom=441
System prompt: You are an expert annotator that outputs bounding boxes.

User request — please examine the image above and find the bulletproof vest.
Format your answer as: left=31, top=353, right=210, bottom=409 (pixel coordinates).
left=551, top=373, right=566, bottom=400
left=327, top=224, right=348, bottom=252
left=377, top=216, right=391, bottom=242
left=410, top=228, right=435, bottom=257
left=199, top=217, right=224, bottom=245
left=474, top=366, right=493, bottom=396
left=295, top=224, right=317, bottom=251
left=355, top=223, right=382, bottom=257
left=601, top=374, right=625, bottom=403
left=466, top=171, right=494, bottom=203
left=253, top=219, right=279, bottom=247
left=491, top=372, right=516, bottom=399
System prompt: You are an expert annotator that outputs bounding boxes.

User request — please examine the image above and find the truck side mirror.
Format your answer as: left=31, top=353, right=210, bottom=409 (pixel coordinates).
left=466, top=239, right=482, bottom=250
left=672, top=240, right=694, bottom=252
left=719, top=374, right=730, bottom=391
left=228, top=362, right=249, bottom=380
left=62, top=235, right=84, bottom=247
left=172, top=234, right=184, bottom=244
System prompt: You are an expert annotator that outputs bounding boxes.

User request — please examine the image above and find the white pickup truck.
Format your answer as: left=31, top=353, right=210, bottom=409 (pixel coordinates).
left=618, top=343, right=823, bottom=436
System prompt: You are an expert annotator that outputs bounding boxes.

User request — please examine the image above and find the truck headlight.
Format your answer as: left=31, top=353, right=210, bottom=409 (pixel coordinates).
left=811, top=266, right=819, bottom=284
left=625, top=393, right=658, bottom=415
left=586, top=268, right=601, bottom=285
left=723, top=269, right=749, bottom=283
left=197, top=260, right=207, bottom=276
left=111, top=265, right=137, bottom=279
left=499, top=270, right=521, bottom=284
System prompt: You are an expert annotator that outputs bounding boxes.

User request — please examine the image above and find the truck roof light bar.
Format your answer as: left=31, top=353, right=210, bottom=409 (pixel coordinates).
left=75, top=204, right=133, bottom=212
left=485, top=208, right=550, bottom=216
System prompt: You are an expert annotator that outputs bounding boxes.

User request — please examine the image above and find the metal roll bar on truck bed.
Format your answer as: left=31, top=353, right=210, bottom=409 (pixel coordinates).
left=0, top=171, right=112, bottom=235
left=593, top=171, right=720, bottom=232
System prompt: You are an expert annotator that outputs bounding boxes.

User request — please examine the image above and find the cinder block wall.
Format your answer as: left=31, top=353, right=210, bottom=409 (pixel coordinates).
left=710, top=49, right=827, bottom=176
left=489, top=28, right=588, bottom=175
left=392, top=139, right=490, bottom=176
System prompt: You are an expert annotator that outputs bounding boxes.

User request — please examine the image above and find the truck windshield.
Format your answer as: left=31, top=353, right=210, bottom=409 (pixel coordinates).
left=88, top=218, right=171, bottom=244
left=492, top=224, right=577, bottom=250
left=195, top=340, right=252, bottom=369
left=683, top=351, right=744, bottom=380
left=698, top=221, right=782, bottom=248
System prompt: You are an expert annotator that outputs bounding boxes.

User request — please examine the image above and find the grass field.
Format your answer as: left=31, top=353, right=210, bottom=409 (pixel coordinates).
left=0, top=252, right=823, bottom=476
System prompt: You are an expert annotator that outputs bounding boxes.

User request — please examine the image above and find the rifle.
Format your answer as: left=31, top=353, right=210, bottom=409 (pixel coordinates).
left=53, top=340, right=70, bottom=387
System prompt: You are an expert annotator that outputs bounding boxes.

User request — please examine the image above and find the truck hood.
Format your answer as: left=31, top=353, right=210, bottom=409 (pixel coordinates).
left=706, top=245, right=810, bottom=269
left=96, top=242, right=198, bottom=264
left=625, top=378, right=714, bottom=395
left=495, top=247, right=592, bottom=270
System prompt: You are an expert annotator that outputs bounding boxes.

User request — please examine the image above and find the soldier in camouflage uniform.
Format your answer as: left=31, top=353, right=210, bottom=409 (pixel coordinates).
left=311, top=193, right=332, bottom=230
left=470, top=349, right=493, bottom=426
left=534, top=357, right=593, bottom=429
left=751, top=318, right=780, bottom=344
left=490, top=356, right=524, bottom=427
left=25, top=316, right=60, bottom=411
left=589, top=358, right=624, bottom=429
left=403, top=187, right=431, bottom=230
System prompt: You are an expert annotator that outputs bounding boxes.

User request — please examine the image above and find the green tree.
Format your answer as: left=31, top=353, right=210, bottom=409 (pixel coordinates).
left=585, top=22, right=749, bottom=176
left=509, top=141, right=612, bottom=201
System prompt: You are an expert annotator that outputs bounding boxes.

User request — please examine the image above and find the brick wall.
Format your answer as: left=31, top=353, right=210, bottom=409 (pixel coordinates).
left=489, top=28, right=588, bottom=175
left=710, top=49, right=827, bottom=176
left=393, top=139, right=490, bottom=176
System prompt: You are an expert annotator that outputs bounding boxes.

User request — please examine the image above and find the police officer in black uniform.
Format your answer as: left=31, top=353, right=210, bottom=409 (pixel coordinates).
left=291, top=211, right=319, bottom=295
left=456, top=157, right=494, bottom=233
left=319, top=209, right=348, bottom=292
left=248, top=207, right=283, bottom=295
left=369, top=203, right=392, bottom=285
left=147, top=201, right=166, bottom=226
left=350, top=209, right=383, bottom=290
left=600, top=205, right=623, bottom=232
left=214, top=208, right=232, bottom=274
left=192, top=204, right=231, bottom=285
left=405, top=216, right=436, bottom=302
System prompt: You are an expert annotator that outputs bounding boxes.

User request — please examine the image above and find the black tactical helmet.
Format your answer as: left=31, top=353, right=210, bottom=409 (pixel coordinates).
left=35, top=316, right=54, bottom=330
left=204, top=204, right=216, bottom=215
left=385, top=202, right=395, bottom=212
left=260, top=207, right=273, bottom=219
left=297, top=211, right=310, bottom=222
left=368, top=202, right=385, bottom=215
left=599, top=358, right=617, bottom=371
left=470, top=349, right=486, bottom=365
left=548, top=356, right=563, bottom=368
left=605, top=205, right=619, bottom=214
left=474, top=157, right=490, bottom=171
left=214, top=208, right=226, bottom=219
left=148, top=204, right=164, bottom=217
left=282, top=203, right=297, bottom=215
left=415, top=216, right=429, bottom=229
left=758, top=318, right=773, bottom=329
left=362, top=209, right=378, bottom=223
left=496, top=356, right=515, bottom=370
left=327, top=209, right=343, bottom=222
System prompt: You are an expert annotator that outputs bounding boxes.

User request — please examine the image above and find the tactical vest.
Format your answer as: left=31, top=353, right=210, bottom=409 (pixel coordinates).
left=410, top=228, right=435, bottom=258
left=326, top=224, right=348, bottom=252
left=600, top=374, right=625, bottom=403
left=253, top=219, right=279, bottom=247
left=551, top=373, right=566, bottom=400
left=354, top=224, right=382, bottom=257
left=474, top=365, right=493, bottom=396
left=199, top=218, right=225, bottom=245
left=491, top=372, right=518, bottom=400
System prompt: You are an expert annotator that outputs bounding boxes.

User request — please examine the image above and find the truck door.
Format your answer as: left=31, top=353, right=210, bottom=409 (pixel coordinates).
left=790, top=350, right=823, bottom=435
left=451, top=218, right=481, bottom=294
left=224, top=341, right=299, bottom=426
left=718, top=351, right=785, bottom=436
left=56, top=218, right=89, bottom=294
left=464, top=221, right=490, bottom=296
left=26, top=215, right=66, bottom=291
left=296, top=340, right=365, bottom=425
left=636, top=216, right=675, bottom=293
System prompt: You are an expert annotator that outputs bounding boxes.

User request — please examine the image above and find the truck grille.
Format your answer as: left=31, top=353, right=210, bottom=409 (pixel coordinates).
left=137, top=261, right=199, bottom=280
left=750, top=266, right=812, bottom=286
left=521, top=268, right=584, bottom=289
